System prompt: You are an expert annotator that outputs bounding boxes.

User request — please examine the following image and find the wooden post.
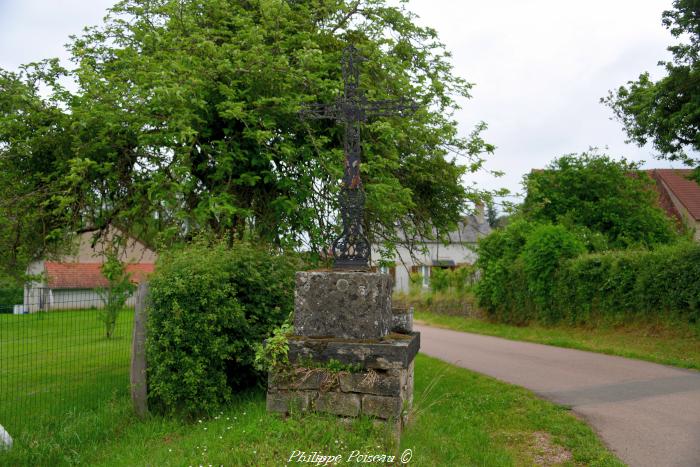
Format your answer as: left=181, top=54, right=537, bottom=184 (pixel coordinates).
left=130, top=282, right=149, bottom=418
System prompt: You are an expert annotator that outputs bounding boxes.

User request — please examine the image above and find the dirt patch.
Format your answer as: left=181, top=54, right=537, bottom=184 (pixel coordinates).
left=529, top=431, right=572, bottom=466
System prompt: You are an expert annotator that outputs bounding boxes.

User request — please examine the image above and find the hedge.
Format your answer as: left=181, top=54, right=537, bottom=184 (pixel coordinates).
left=477, top=240, right=700, bottom=326
left=146, top=242, right=300, bottom=416
left=555, top=242, right=700, bottom=325
left=0, top=287, right=23, bottom=314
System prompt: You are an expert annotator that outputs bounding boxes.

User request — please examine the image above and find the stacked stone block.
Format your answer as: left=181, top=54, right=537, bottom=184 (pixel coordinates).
left=267, top=271, right=419, bottom=431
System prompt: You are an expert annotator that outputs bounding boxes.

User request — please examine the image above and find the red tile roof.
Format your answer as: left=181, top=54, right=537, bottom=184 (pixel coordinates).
left=649, top=169, right=700, bottom=221
left=45, top=262, right=155, bottom=289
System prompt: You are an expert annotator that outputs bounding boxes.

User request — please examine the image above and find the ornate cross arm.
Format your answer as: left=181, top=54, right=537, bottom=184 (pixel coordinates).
left=362, top=98, right=420, bottom=119
left=300, top=97, right=419, bottom=122
left=298, top=102, right=344, bottom=121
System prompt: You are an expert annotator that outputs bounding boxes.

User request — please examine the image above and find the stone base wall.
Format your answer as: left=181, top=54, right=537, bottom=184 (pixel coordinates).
left=267, top=270, right=419, bottom=435
left=267, top=361, right=414, bottom=427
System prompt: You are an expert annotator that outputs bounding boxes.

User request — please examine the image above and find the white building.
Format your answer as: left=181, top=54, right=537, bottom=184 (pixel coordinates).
left=23, top=228, right=156, bottom=312
left=372, top=212, right=491, bottom=293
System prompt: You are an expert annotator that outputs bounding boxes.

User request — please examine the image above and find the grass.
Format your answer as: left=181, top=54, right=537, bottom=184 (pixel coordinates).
left=415, top=310, right=700, bottom=370
left=1, top=354, right=622, bottom=466
left=0, top=305, right=622, bottom=465
left=0, top=308, right=133, bottom=435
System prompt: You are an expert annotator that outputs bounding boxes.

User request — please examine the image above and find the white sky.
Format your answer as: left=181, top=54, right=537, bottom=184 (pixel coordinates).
left=0, top=0, right=685, bottom=202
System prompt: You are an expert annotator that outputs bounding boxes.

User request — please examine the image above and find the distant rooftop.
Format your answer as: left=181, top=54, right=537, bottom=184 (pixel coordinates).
left=396, top=214, right=491, bottom=244
left=648, top=169, right=700, bottom=221
left=45, top=262, right=155, bottom=290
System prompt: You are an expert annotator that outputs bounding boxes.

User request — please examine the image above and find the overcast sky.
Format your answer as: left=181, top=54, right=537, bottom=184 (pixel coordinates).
left=0, top=0, right=684, bottom=202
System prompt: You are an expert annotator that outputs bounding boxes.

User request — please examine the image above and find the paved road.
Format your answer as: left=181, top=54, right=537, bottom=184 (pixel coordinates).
left=415, top=324, right=700, bottom=467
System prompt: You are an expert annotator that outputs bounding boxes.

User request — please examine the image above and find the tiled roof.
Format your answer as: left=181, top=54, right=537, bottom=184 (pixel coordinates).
left=45, top=262, right=155, bottom=289
left=649, top=169, right=700, bottom=221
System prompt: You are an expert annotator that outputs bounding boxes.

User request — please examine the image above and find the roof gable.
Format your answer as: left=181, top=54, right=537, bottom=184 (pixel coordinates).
left=57, top=227, right=157, bottom=264
left=650, top=169, right=700, bottom=221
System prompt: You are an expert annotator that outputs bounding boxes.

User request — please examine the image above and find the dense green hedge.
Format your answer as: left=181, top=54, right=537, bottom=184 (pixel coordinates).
left=476, top=222, right=700, bottom=325
left=147, top=242, right=300, bottom=416
left=0, top=287, right=23, bottom=313
left=555, top=242, right=700, bottom=325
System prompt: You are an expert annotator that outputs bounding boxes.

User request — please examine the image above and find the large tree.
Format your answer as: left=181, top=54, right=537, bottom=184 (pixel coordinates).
left=0, top=62, right=75, bottom=278
left=0, top=0, right=494, bottom=274
left=603, top=0, right=700, bottom=179
left=521, top=152, right=678, bottom=249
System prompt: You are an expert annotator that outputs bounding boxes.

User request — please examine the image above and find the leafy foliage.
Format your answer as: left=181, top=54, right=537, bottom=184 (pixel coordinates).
left=521, top=152, right=678, bottom=248
left=0, top=287, right=22, bottom=314
left=0, top=64, right=75, bottom=280
left=477, top=152, right=691, bottom=325
left=475, top=220, right=581, bottom=324
left=477, top=220, right=700, bottom=326
left=474, top=219, right=535, bottom=321
left=603, top=0, right=700, bottom=171
left=520, top=224, right=586, bottom=320
left=0, top=0, right=496, bottom=275
left=429, top=265, right=476, bottom=294
left=429, top=267, right=450, bottom=293
left=253, top=322, right=292, bottom=373
left=98, top=253, right=136, bottom=339
left=146, top=242, right=299, bottom=416
left=557, top=241, right=700, bottom=326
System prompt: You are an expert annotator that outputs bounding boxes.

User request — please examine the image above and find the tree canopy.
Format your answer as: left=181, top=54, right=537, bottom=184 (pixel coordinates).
left=521, top=152, right=678, bottom=249
left=603, top=0, right=700, bottom=179
left=0, top=0, right=495, bottom=277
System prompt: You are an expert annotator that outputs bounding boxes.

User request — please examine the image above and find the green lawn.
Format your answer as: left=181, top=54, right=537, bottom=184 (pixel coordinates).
left=0, top=308, right=133, bottom=435
left=0, top=308, right=622, bottom=465
left=416, top=310, right=700, bottom=370
left=1, top=354, right=622, bottom=466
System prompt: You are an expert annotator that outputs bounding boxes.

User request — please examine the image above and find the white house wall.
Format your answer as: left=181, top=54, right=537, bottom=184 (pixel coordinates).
left=23, top=260, right=46, bottom=313
left=373, top=242, right=479, bottom=293
left=23, top=287, right=138, bottom=312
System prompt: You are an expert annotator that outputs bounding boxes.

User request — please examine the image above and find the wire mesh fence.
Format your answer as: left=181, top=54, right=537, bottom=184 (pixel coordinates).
left=0, top=287, right=134, bottom=437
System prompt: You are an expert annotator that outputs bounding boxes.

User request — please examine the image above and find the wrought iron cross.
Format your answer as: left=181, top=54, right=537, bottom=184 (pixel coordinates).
left=301, top=45, right=418, bottom=270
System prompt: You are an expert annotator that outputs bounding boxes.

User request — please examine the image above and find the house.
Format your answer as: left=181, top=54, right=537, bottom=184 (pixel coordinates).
left=372, top=210, right=491, bottom=293
left=23, top=228, right=156, bottom=312
left=648, top=169, right=700, bottom=242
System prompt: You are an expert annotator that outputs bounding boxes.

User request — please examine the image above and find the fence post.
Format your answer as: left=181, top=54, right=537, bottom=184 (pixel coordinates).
left=131, top=282, right=149, bottom=418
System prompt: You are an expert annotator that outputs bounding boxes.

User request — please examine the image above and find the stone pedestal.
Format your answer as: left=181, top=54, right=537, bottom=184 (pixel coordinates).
left=294, top=271, right=392, bottom=339
left=267, top=270, right=419, bottom=433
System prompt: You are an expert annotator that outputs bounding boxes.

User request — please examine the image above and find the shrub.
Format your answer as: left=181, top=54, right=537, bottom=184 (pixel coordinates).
left=521, top=152, right=678, bottom=248
left=98, top=253, right=135, bottom=339
left=451, top=264, right=476, bottom=292
left=0, top=287, right=22, bottom=313
left=408, top=271, right=423, bottom=295
left=475, top=219, right=537, bottom=315
left=429, top=268, right=450, bottom=293
left=520, top=224, right=586, bottom=322
left=147, top=242, right=300, bottom=416
left=478, top=231, right=700, bottom=326
left=555, top=243, right=700, bottom=325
